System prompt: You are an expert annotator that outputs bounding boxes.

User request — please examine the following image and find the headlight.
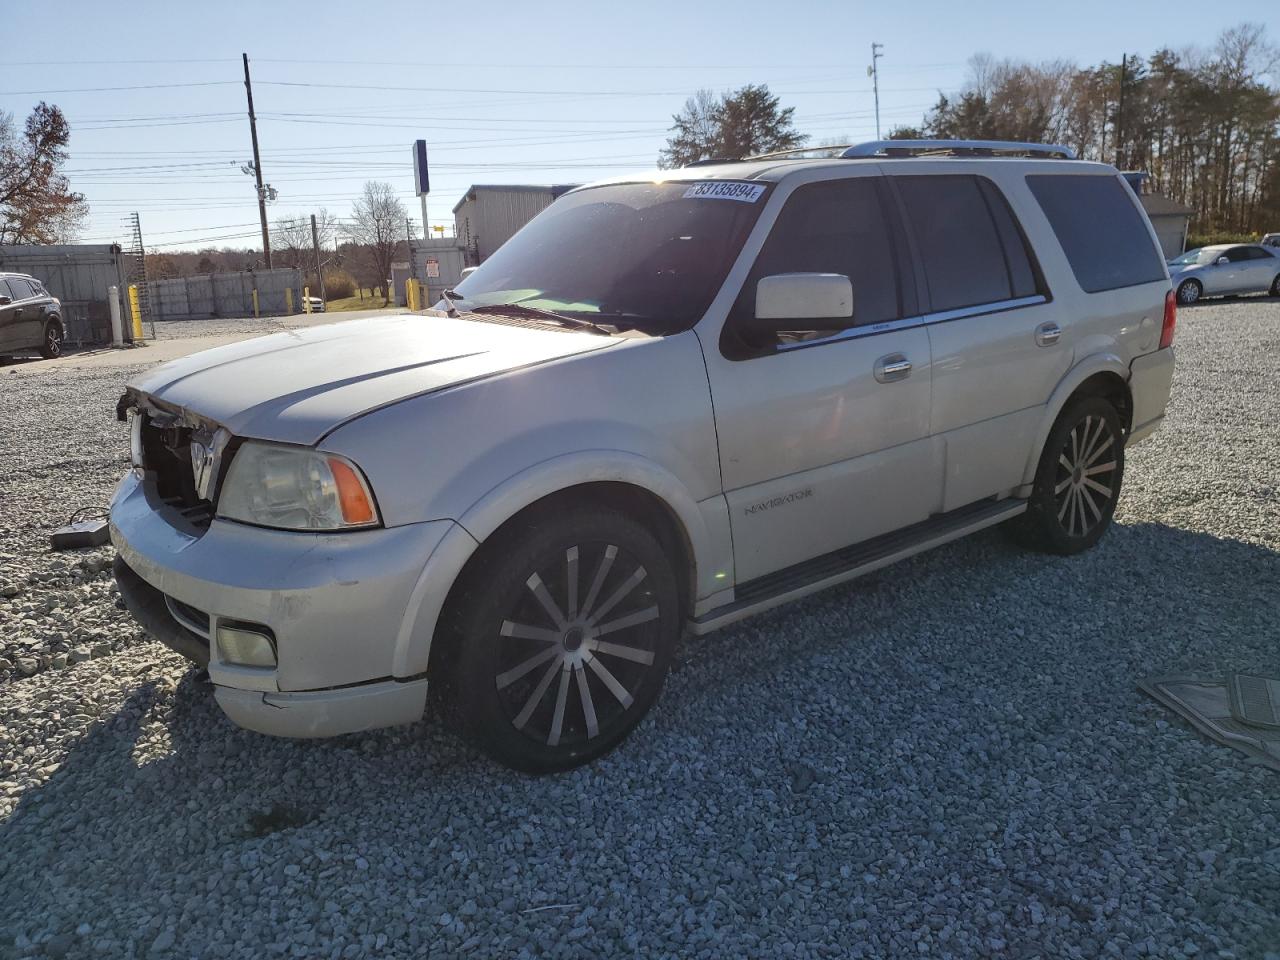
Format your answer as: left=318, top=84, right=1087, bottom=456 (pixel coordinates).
left=216, top=441, right=380, bottom=531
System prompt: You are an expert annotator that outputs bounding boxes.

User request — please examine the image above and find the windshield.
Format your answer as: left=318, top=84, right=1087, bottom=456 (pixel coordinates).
left=446, top=180, right=770, bottom=335
left=1169, top=247, right=1220, bottom=266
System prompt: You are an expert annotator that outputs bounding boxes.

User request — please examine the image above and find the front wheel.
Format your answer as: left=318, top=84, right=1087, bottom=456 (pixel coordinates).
left=39, top=320, right=63, bottom=359
left=435, top=503, right=681, bottom=773
left=1008, top=397, right=1125, bottom=555
left=1176, top=279, right=1202, bottom=305
left=1270, top=274, right=1280, bottom=297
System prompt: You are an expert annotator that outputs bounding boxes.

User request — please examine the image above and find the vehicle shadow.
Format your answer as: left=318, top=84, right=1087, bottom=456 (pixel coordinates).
left=2, top=519, right=1277, bottom=953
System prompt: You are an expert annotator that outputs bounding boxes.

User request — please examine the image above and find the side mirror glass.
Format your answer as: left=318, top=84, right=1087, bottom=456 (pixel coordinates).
left=1216, top=256, right=1230, bottom=265
left=747, top=273, right=853, bottom=341
left=0, top=296, right=10, bottom=306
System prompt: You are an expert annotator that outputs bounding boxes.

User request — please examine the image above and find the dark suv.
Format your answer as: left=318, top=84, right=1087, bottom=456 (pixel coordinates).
left=0, top=272, right=63, bottom=359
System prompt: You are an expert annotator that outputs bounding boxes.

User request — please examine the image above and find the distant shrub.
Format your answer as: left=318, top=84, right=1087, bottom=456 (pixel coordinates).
left=1187, top=231, right=1260, bottom=249
left=324, top=270, right=356, bottom=300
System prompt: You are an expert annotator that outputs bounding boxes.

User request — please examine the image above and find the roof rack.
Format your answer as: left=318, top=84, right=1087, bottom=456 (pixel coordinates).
left=743, top=144, right=855, bottom=162
left=841, top=139, right=1076, bottom=160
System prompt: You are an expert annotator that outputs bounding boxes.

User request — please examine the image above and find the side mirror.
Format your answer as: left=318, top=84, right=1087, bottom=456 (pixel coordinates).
left=1216, top=256, right=1230, bottom=265
left=747, top=273, right=853, bottom=340
left=0, top=296, right=10, bottom=306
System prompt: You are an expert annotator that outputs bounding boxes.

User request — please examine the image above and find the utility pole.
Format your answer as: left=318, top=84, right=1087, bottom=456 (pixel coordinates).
left=869, top=42, right=884, bottom=140
left=243, top=53, right=271, bottom=269
left=1115, top=54, right=1127, bottom=169
left=310, top=214, right=325, bottom=303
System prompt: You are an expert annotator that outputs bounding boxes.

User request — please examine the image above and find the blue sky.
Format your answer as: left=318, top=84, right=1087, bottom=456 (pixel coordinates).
left=3, top=0, right=1273, bottom=251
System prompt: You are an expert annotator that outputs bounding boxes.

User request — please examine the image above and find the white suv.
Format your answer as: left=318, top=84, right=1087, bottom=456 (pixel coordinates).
left=110, top=140, right=1176, bottom=771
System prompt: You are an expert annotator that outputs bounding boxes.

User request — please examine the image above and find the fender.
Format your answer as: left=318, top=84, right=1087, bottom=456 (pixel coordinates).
left=391, top=450, right=719, bottom=678
left=1019, top=353, right=1130, bottom=489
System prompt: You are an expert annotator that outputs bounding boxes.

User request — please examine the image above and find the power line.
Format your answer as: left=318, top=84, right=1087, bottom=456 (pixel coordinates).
left=0, top=81, right=238, bottom=95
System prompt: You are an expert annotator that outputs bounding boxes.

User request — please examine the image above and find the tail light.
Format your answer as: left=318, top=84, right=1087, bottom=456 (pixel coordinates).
left=1159, top=289, right=1177, bottom=349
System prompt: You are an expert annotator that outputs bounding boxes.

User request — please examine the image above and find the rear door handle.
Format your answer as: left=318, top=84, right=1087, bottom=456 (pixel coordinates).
left=1035, top=322, right=1061, bottom=346
left=874, top=353, right=912, bottom=383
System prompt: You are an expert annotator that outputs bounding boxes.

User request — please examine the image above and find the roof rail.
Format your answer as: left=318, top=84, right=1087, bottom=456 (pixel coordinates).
left=743, top=144, right=855, bottom=162
left=842, top=139, right=1076, bottom=160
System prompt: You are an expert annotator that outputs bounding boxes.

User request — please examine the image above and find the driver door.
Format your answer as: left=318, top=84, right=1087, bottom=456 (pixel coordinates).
left=703, top=175, right=940, bottom=584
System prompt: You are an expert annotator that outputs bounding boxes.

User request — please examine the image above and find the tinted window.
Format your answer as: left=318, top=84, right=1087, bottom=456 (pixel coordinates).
left=14, top=279, right=39, bottom=298
left=1243, top=247, right=1272, bottom=261
left=732, top=178, right=904, bottom=332
left=0, top=280, right=12, bottom=301
left=1225, top=247, right=1254, bottom=263
left=896, top=175, right=1022, bottom=312
left=977, top=178, right=1040, bottom=299
left=1026, top=175, right=1166, bottom=293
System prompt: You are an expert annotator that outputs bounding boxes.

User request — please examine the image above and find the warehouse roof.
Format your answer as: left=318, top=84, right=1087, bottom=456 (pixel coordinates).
left=452, top=183, right=579, bottom=214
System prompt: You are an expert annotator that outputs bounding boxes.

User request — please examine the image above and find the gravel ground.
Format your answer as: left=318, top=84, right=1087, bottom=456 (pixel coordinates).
left=2, top=300, right=1278, bottom=959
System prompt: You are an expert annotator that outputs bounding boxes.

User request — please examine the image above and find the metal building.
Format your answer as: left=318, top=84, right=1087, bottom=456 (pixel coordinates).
left=452, top=184, right=577, bottom=265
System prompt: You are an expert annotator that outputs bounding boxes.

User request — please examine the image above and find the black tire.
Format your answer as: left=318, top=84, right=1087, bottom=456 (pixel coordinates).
left=1008, top=397, right=1125, bottom=555
left=434, top=502, right=681, bottom=773
left=1176, top=279, right=1202, bottom=305
left=1270, top=274, right=1280, bottom=297
left=39, top=320, right=63, bottom=359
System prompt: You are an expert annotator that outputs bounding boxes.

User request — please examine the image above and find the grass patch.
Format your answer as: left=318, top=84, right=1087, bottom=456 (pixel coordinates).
left=323, top=288, right=395, bottom=312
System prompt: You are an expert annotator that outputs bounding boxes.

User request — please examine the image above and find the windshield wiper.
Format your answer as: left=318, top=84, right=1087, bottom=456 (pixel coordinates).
left=439, top=288, right=462, bottom=318
left=466, top=303, right=612, bottom=336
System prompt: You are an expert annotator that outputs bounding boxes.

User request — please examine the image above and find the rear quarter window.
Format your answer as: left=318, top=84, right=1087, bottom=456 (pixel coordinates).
left=1025, top=174, right=1166, bottom=293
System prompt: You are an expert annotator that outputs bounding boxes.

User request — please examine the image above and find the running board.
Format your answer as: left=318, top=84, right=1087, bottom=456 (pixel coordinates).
left=689, top=497, right=1026, bottom=635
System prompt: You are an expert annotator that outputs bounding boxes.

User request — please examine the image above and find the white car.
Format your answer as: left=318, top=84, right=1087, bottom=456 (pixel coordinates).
left=302, top=295, right=326, bottom=313
left=111, top=139, right=1176, bottom=772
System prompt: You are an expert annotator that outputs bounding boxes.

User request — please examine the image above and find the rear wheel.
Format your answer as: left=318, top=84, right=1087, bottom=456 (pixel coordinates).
left=1176, top=279, right=1202, bottom=305
left=39, top=320, right=63, bottom=359
left=435, top=503, right=681, bottom=773
left=1270, top=274, right=1280, bottom=297
left=1009, top=397, right=1125, bottom=555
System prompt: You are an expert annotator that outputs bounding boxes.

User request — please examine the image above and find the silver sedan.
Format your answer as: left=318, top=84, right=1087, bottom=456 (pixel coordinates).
left=1167, top=244, right=1280, bottom=304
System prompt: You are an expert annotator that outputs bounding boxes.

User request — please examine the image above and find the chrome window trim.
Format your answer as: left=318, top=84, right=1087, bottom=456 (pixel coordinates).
left=774, top=294, right=1048, bottom=353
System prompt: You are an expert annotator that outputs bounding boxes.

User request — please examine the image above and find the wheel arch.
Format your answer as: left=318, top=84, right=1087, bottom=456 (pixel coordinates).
left=393, top=452, right=714, bottom=679
left=1020, top=357, right=1132, bottom=488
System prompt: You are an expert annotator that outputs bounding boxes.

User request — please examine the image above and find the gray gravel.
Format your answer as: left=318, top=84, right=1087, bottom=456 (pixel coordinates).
left=2, top=299, right=1279, bottom=959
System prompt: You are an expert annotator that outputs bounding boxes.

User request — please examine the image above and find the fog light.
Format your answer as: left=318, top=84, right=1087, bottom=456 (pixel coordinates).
left=216, top=624, right=277, bottom=668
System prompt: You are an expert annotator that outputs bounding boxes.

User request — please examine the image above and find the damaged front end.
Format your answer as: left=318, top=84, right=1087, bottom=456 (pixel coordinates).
left=117, top=388, right=235, bottom=534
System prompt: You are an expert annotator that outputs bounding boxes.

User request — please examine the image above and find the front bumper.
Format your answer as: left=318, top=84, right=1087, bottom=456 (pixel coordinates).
left=110, top=469, right=457, bottom=736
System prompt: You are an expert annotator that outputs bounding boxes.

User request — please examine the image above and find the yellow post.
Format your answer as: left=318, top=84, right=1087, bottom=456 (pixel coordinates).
left=127, top=285, right=144, bottom=341
left=252, top=288, right=260, bottom=318
left=285, top=287, right=294, bottom=314
left=303, top=285, right=312, bottom=315
left=407, top=278, right=420, bottom=311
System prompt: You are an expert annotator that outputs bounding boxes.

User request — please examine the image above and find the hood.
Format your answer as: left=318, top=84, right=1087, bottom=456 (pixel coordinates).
left=127, top=314, right=620, bottom=445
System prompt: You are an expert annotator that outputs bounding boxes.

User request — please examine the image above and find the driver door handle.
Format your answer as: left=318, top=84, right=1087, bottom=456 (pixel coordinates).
left=874, top=353, right=912, bottom=383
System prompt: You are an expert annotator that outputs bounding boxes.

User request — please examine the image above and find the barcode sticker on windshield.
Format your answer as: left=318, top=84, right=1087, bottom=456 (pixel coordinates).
left=683, top=182, right=767, bottom=203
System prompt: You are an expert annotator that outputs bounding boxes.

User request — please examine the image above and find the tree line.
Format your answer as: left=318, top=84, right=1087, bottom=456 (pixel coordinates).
left=661, top=23, right=1279, bottom=237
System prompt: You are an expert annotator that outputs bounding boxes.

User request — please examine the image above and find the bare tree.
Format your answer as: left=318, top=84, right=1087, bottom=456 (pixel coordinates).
left=0, top=102, right=87, bottom=244
left=274, top=209, right=337, bottom=282
left=345, top=183, right=405, bottom=305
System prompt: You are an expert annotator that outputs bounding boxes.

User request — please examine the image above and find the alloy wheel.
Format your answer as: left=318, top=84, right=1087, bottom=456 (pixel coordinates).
left=1177, top=281, right=1200, bottom=305
left=493, top=542, right=661, bottom=749
left=1053, top=414, right=1119, bottom=538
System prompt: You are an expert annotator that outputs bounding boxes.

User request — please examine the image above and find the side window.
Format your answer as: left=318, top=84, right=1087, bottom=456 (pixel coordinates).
left=1025, top=175, right=1167, bottom=293
left=976, top=178, right=1041, bottom=299
left=1225, top=247, right=1253, bottom=263
left=0, top=280, right=12, bottom=301
left=727, top=178, right=905, bottom=349
left=14, top=279, right=37, bottom=298
left=895, top=175, right=1029, bottom=313
left=1243, top=247, right=1271, bottom=261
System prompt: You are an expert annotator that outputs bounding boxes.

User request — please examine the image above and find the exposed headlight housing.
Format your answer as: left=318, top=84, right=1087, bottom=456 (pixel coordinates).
left=129, top=411, right=144, bottom=469
left=216, top=441, right=380, bottom=531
